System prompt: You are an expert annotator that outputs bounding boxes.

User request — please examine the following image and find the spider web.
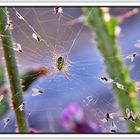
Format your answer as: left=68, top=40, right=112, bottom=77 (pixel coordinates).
left=0, top=7, right=140, bottom=133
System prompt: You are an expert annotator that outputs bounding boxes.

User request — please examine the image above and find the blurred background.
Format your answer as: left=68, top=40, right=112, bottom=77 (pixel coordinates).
left=0, top=7, right=140, bottom=133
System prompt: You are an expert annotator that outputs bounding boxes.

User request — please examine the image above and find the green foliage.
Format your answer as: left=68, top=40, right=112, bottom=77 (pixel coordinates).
left=21, top=69, right=39, bottom=92
left=20, top=66, right=49, bottom=92
left=0, top=65, right=9, bottom=118
left=0, top=95, right=9, bottom=118
left=0, top=65, right=5, bottom=86
left=83, top=7, right=140, bottom=132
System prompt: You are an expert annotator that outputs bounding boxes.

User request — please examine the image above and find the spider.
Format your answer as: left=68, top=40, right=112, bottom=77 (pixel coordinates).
left=53, top=56, right=70, bottom=79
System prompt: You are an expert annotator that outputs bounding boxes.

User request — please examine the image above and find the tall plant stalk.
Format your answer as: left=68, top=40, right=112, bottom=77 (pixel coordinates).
left=83, top=8, right=140, bottom=132
left=0, top=8, right=29, bottom=132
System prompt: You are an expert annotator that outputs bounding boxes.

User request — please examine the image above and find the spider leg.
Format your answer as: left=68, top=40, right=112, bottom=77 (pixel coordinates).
left=61, top=66, right=70, bottom=80
left=53, top=68, right=58, bottom=79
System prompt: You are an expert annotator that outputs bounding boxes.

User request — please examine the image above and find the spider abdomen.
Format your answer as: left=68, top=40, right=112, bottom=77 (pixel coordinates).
left=56, top=56, right=65, bottom=70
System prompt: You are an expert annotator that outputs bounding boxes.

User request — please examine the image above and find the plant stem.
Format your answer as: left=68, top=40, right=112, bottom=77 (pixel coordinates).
left=83, top=8, right=140, bottom=132
left=0, top=8, right=29, bottom=132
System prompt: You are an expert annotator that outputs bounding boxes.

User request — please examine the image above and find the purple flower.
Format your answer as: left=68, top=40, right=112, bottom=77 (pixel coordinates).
left=60, top=103, right=101, bottom=133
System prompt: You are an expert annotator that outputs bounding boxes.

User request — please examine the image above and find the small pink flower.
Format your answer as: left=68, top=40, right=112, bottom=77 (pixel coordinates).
left=60, top=103, right=101, bottom=133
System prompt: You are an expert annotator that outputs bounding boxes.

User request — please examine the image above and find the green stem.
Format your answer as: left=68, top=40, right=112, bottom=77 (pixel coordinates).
left=83, top=8, right=140, bottom=132
left=0, top=8, right=29, bottom=132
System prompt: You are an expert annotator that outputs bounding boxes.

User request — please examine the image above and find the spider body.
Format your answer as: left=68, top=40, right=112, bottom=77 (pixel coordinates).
left=56, top=56, right=64, bottom=70
left=53, top=56, right=70, bottom=79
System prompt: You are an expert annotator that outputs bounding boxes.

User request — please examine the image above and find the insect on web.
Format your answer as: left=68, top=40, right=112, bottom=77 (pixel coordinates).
left=0, top=7, right=140, bottom=132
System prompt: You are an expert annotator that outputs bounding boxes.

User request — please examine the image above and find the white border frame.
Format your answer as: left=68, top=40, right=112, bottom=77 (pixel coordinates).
left=0, top=0, right=140, bottom=139
left=0, top=134, right=140, bottom=139
left=0, top=0, right=139, bottom=6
